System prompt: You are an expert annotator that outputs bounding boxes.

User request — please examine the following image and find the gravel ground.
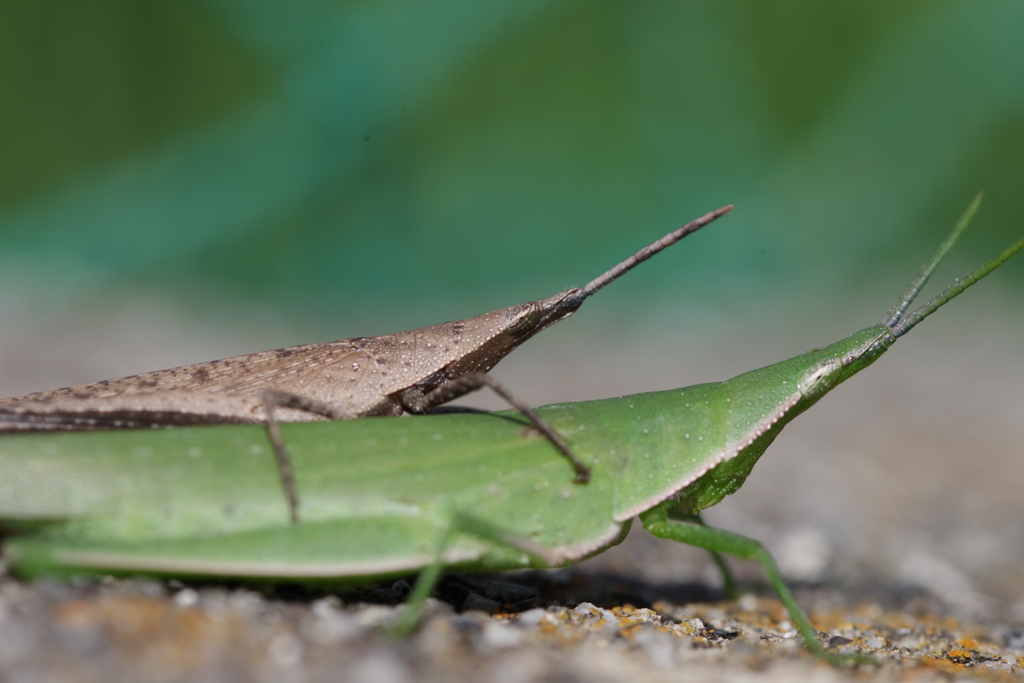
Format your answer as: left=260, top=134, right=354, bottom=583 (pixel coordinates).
left=0, top=566, right=1021, bottom=683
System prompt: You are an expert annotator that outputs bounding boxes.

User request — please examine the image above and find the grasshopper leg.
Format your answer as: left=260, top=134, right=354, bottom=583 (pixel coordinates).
left=396, top=511, right=554, bottom=634
left=640, top=505, right=876, bottom=667
left=400, top=374, right=591, bottom=484
left=261, top=390, right=353, bottom=524
left=668, top=510, right=740, bottom=598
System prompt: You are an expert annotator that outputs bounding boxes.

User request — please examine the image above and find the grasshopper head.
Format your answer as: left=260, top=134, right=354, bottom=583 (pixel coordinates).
left=505, top=288, right=585, bottom=339
left=445, top=289, right=585, bottom=377
left=789, top=325, right=892, bottom=405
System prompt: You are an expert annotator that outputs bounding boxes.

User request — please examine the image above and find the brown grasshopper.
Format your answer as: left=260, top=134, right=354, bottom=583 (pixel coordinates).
left=0, top=205, right=732, bottom=522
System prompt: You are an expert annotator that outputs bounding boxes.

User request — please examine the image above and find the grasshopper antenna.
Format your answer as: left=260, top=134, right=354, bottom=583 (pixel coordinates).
left=881, top=192, right=1024, bottom=338
left=560, top=204, right=733, bottom=309
left=892, top=232, right=1024, bottom=338
left=884, top=193, right=982, bottom=327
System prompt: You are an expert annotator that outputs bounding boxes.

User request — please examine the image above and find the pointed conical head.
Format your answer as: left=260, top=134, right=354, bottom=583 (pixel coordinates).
left=444, top=289, right=584, bottom=377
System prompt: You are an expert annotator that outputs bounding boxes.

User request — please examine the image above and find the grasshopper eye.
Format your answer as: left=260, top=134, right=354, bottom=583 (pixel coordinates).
left=797, top=357, right=842, bottom=399
left=507, top=303, right=543, bottom=337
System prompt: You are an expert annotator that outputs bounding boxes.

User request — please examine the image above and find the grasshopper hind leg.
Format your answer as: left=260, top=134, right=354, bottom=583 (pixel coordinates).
left=682, top=511, right=739, bottom=598
left=640, top=505, right=876, bottom=667
left=400, top=374, right=591, bottom=484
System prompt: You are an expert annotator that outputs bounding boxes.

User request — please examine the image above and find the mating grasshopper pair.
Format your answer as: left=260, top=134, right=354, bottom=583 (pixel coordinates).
left=0, top=196, right=1020, bottom=665
left=0, top=207, right=734, bottom=523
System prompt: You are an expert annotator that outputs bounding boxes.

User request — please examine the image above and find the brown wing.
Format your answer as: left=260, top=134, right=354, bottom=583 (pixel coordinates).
left=0, top=391, right=268, bottom=431
left=0, top=304, right=522, bottom=423
left=0, top=340, right=397, bottom=415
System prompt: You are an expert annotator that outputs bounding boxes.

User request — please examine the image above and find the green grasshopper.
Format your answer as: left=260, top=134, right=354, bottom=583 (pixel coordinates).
left=0, top=196, right=1020, bottom=665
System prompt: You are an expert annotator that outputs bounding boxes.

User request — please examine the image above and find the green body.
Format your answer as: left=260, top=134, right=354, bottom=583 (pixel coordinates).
left=0, top=197, right=1020, bottom=665
left=0, top=325, right=885, bottom=580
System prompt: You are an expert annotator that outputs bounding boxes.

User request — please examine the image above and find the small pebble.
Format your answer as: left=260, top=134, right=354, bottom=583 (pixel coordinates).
left=517, top=608, right=552, bottom=627
left=865, top=635, right=885, bottom=650
left=481, top=621, right=522, bottom=649
left=173, top=588, right=199, bottom=607
left=986, top=656, right=1015, bottom=671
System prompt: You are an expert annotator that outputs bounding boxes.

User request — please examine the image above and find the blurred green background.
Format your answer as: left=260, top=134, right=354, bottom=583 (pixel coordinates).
left=3, top=0, right=1024, bottom=325
left=1, top=0, right=1023, bottom=610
